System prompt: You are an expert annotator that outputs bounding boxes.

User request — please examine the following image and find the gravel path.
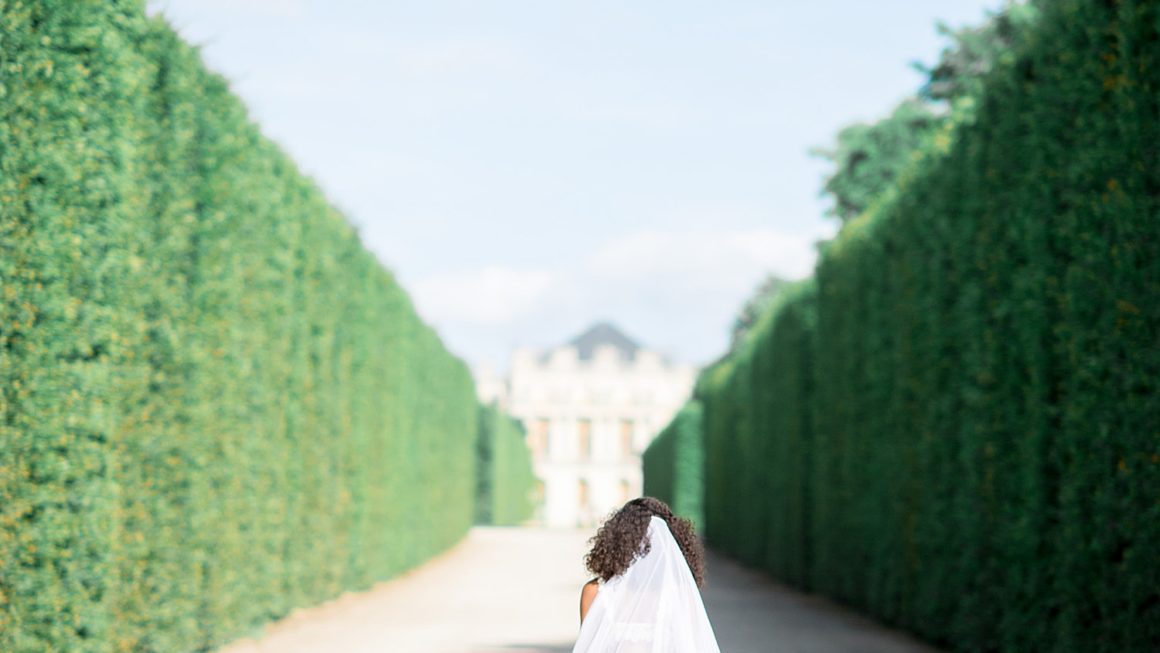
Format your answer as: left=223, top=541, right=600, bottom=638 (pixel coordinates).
left=216, top=527, right=941, bottom=653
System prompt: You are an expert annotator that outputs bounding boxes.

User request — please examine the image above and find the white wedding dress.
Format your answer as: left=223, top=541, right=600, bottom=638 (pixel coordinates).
left=572, top=516, right=721, bottom=653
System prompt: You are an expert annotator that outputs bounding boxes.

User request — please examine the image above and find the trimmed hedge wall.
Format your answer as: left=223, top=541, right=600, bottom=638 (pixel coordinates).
left=475, top=403, right=535, bottom=526
left=686, top=1, right=1160, bottom=651
left=1, top=3, right=481, bottom=652
left=642, top=401, right=705, bottom=530
left=696, top=281, right=818, bottom=581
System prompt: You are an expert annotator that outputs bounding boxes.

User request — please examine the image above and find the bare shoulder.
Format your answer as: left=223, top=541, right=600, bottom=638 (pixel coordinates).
left=579, top=578, right=600, bottom=622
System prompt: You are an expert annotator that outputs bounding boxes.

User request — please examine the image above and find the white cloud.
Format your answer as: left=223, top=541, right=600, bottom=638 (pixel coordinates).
left=412, top=265, right=555, bottom=326
left=405, top=225, right=828, bottom=368
left=587, top=226, right=820, bottom=288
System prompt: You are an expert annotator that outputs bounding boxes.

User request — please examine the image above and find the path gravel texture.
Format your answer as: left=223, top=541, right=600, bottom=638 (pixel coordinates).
left=216, top=527, right=942, bottom=653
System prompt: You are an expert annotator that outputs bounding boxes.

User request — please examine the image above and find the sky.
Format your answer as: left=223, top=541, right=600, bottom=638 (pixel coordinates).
left=145, top=0, right=1003, bottom=372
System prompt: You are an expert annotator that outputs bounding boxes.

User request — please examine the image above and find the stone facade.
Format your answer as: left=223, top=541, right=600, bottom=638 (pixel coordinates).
left=476, top=323, right=696, bottom=528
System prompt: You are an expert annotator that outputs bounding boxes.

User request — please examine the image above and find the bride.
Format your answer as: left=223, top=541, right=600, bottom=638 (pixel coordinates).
left=572, top=497, right=721, bottom=652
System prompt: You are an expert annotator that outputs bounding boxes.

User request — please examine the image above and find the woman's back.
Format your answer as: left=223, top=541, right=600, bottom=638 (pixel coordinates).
left=573, top=499, right=720, bottom=653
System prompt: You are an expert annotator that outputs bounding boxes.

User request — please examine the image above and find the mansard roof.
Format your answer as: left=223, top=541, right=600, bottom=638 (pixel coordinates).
left=566, top=322, right=640, bottom=361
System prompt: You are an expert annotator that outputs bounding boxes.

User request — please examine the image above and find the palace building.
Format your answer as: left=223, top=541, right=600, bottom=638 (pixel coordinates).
left=476, top=323, right=696, bottom=528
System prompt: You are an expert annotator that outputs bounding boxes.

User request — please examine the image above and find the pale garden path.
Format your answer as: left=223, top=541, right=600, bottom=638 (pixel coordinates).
left=217, top=528, right=942, bottom=653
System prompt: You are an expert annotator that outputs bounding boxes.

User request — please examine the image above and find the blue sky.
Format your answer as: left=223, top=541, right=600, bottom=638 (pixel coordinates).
left=147, top=0, right=1003, bottom=371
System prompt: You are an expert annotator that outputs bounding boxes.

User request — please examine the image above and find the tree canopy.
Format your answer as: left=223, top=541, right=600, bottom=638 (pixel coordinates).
left=812, top=1, right=1038, bottom=227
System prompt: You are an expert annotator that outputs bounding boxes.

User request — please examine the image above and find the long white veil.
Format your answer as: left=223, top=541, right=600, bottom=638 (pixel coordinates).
left=572, top=516, right=721, bottom=653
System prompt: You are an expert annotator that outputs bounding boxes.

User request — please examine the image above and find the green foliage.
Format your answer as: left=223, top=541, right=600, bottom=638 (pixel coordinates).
left=642, top=402, right=705, bottom=530
left=915, top=1, right=1039, bottom=106
left=729, top=274, right=791, bottom=354
left=811, top=99, right=941, bottom=224
left=475, top=403, right=535, bottom=526
left=814, top=2, right=1038, bottom=226
left=0, top=5, right=480, bottom=652
left=698, top=1, right=1160, bottom=651
left=698, top=281, right=817, bottom=574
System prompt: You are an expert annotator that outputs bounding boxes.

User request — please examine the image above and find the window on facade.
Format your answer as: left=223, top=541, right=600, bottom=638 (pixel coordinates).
left=620, top=419, right=634, bottom=457
left=578, top=418, right=591, bottom=460
left=530, top=418, right=549, bottom=458
left=578, top=479, right=589, bottom=508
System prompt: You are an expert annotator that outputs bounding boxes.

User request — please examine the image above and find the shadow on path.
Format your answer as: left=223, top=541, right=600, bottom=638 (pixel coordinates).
left=702, top=552, right=943, bottom=653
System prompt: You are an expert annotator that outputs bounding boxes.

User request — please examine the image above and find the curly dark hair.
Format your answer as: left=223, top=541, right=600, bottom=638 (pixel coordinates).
left=584, top=496, right=705, bottom=588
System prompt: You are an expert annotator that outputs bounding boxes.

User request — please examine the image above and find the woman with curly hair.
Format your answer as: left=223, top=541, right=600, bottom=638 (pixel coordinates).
left=572, top=497, right=720, bottom=652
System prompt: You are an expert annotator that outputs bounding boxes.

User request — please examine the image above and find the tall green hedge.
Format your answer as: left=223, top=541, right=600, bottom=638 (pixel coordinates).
left=475, top=403, right=535, bottom=526
left=696, top=281, right=817, bottom=578
left=642, top=401, right=705, bottom=530
left=692, top=1, right=1160, bottom=651
left=0, top=3, right=480, bottom=652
